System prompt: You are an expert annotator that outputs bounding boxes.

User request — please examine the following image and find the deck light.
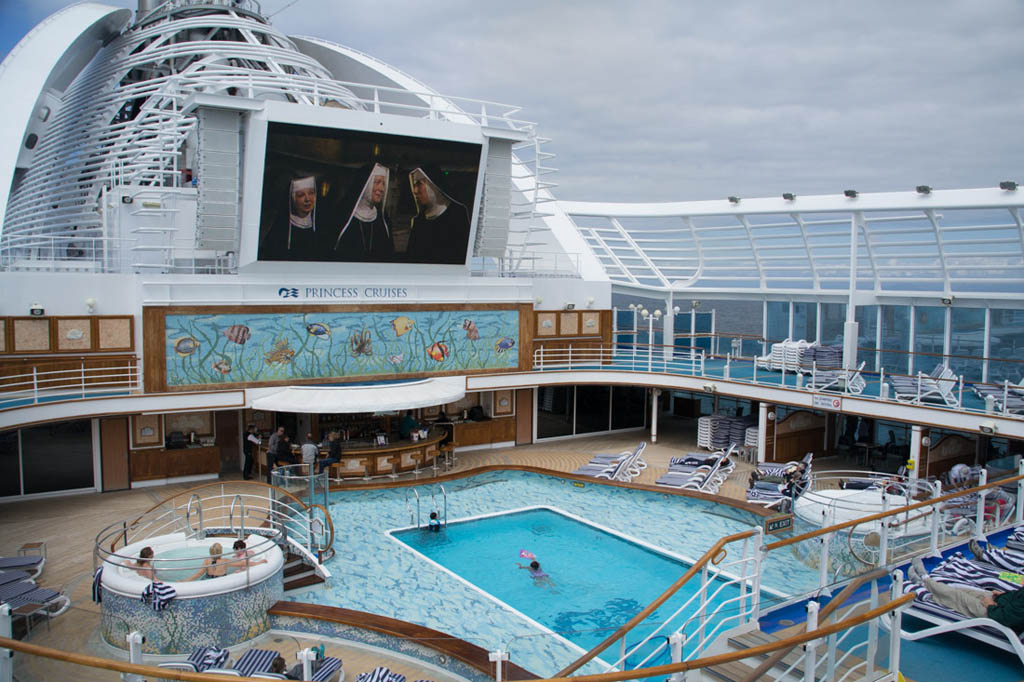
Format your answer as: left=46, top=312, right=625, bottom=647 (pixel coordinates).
left=782, top=193, right=795, bottom=201
left=564, top=302, right=575, bottom=310
left=702, top=383, right=717, bottom=393
left=727, top=196, right=740, bottom=204
left=843, top=189, right=858, bottom=198
left=29, top=303, right=44, bottom=316
left=1000, top=181, right=1018, bottom=191
left=916, top=185, right=931, bottom=195
left=980, top=420, right=997, bottom=435
left=85, top=297, right=97, bottom=314
left=941, top=297, right=954, bottom=306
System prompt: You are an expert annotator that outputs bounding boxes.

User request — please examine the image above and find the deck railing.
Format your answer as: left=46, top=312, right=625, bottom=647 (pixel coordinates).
left=0, top=359, right=140, bottom=410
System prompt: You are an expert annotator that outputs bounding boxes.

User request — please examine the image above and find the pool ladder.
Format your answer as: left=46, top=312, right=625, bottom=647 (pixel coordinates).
left=404, top=485, right=447, bottom=529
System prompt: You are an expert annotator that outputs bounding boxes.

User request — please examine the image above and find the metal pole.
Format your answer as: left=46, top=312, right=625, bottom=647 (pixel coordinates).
left=866, top=580, right=878, bottom=678
left=889, top=570, right=904, bottom=681
left=878, top=492, right=890, bottom=567
left=976, top=469, right=989, bottom=540
left=297, top=647, right=316, bottom=681
left=803, top=600, right=819, bottom=682
left=488, top=650, right=509, bottom=682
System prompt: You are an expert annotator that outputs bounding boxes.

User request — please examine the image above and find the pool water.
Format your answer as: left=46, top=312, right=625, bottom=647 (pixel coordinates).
left=392, top=506, right=751, bottom=666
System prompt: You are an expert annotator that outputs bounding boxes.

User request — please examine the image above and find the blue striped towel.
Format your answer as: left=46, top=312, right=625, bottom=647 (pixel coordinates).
left=140, top=581, right=177, bottom=611
left=91, top=566, right=103, bottom=603
left=357, top=666, right=392, bottom=682
left=188, top=646, right=230, bottom=672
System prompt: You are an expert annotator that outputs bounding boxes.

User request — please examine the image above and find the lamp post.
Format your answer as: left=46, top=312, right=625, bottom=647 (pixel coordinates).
left=628, top=304, right=639, bottom=367
left=641, top=308, right=663, bottom=372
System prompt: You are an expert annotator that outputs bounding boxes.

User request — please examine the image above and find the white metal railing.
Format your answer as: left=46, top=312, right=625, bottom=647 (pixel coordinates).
left=533, top=343, right=705, bottom=376
left=0, top=362, right=140, bottom=409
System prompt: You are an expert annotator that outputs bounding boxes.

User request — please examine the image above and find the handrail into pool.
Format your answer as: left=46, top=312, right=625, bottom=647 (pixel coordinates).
left=0, top=594, right=914, bottom=682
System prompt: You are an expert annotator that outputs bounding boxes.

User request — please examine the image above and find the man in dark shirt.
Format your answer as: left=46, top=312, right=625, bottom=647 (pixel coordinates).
left=911, top=557, right=1024, bottom=630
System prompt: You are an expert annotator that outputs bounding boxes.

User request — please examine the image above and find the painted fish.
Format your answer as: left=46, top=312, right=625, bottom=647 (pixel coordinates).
left=463, top=319, right=480, bottom=340
left=350, top=329, right=372, bottom=357
left=426, top=341, right=449, bottom=362
left=306, top=322, right=330, bottom=337
left=388, top=353, right=404, bottom=365
left=391, top=316, right=414, bottom=337
left=494, top=337, right=516, bottom=353
left=174, top=337, right=199, bottom=357
left=211, top=357, right=232, bottom=374
left=264, top=338, right=295, bottom=365
left=221, top=325, right=251, bottom=345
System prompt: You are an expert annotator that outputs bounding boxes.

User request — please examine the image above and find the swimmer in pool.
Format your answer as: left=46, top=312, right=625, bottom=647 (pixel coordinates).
left=186, top=542, right=229, bottom=580
left=517, top=559, right=555, bottom=586
left=129, top=546, right=155, bottom=580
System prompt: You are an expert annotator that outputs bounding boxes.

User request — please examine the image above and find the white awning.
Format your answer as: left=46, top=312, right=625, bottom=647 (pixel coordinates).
left=251, top=377, right=466, bottom=414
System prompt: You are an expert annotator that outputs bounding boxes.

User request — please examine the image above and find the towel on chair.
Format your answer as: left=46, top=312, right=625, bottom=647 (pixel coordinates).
left=141, top=581, right=177, bottom=611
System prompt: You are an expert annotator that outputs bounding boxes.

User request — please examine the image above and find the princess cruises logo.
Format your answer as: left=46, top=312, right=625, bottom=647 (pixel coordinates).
left=277, top=287, right=299, bottom=298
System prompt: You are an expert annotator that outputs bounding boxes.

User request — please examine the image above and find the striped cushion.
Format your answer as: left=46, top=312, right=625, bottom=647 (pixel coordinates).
left=387, top=673, right=406, bottom=682
left=312, top=657, right=343, bottom=682
left=0, top=581, right=36, bottom=603
left=189, top=646, right=230, bottom=672
left=0, top=557, right=42, bottom=570
left=234, top=649, right=278, bottom=677
left=5, top=587, right=59, bottom=610
left=0, top=571, right=31, bottom=587
left=357, top=666, right=392, bottom=682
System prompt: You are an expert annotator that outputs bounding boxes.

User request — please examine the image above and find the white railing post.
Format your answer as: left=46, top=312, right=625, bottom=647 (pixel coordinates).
left=32, top=367, right=38, bottom=403
left=125, top=631, right=145, bottom=682
left=929, top=479, right=943, bottom=557
left=568, top=343, right=573, bottom=370
left=803, top=600, right=819, bottom=682
left=619, top=636, right=627, bottom=670
left=697, top=562, right=709, bottom=651
left=751, top=532, right=764, bottom=618
left=878, top=492, right=891, bottom=567
left=668, top=632, right=685, bottom=682
left=297, top=647, right=316, bottom=681
left=488, top=649, right=509, bottom=682
left=81, top=361, right=87, bottom=397
left=0, top=605, right=11, bottom=682
left=818, top=532, right=832, bottom=596
left=976, top=469, right=989, bottom=539
left=866, top=580, right=878, bottom=678
left=889, top=570, right=904, bottom=682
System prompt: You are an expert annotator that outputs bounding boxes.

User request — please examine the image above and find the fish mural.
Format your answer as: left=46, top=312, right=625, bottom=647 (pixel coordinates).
left=174, top=337, right=199, bottom=357
left=165, top=309, right=519, bottom=387
left=350, top=329, right=372, bottom=357
left=264, top=338, right=295, bottom=365
left=221, top=325, right=251, bottom=345
left=426, top=341, right=450, bottom=362
left=391, top=316, right=414, bottom=337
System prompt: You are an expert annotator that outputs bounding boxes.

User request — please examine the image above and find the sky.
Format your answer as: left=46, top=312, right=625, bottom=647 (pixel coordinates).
left=2, top=0, right=1023, bottom=202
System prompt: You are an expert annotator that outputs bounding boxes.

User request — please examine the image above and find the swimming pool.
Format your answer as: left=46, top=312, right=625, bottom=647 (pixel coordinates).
left=286, top=470, right=818, bottom=676
left=392, top=506, right=750, bottom=666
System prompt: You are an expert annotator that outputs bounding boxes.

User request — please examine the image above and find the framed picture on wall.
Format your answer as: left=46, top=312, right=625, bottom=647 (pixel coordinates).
left=423, top=405, right=440, bottom=417
left=493, top=389, right=514, bottom=416
left=165, top=411, right=214, bottom=437
left=132, top=414, right=163, bottom=447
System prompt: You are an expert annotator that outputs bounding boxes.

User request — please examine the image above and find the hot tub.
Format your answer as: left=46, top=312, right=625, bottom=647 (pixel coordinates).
left=99, top=533, right=285, bottom=654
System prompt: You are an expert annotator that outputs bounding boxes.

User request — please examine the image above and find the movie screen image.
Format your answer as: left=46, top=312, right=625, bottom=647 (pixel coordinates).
left=257, top=122, right=481, bottom=265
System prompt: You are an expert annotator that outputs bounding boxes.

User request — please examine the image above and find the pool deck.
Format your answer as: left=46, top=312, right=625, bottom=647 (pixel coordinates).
left=0, top=420, right=858, bottom=680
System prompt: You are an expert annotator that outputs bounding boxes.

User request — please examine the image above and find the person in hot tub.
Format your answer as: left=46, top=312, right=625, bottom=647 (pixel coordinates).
left=186, top=543, right=229, bottom=580
left=229, top=539, right=268, bottom=571
left=128, top=546, right=155, bottom=580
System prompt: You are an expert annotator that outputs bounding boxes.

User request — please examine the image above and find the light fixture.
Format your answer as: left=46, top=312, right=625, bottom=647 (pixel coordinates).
left=941, top=297, right=954, bottom=306
left=916, top=185, right=932, bottom=195
left=782, top=192, right=796, bottom=201
left=702, top=383, right=717, bottom=393
left=844, top=189, right=858, bottom=198
left=85, top=297, right=97, bottom=314
left=767, top=411, right=776, bottom=421
left=980, top=420, right=997, bottom=435
left=691, top=300, right=701, bottom=309
left=628, top=303, right=637, bottom=311
left=585, top=296, right=595, bottom=308
left=564, top=302, right=576, bottom=311
left=727, top=196, right=740, bottom=204
left=29, top=303, right=44, bottom=316
left=920, top=436, right=931, bottom=447
left=653, top=309, right=663, bottom=318
left=640, top=308, right=650, bottom=319
left=672, top=306, right=681, bottom=314
left=999, top=181, right=1018, bottom=191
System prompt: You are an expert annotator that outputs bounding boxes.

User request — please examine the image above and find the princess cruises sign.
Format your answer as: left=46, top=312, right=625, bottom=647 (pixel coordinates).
left=276, top=286, right=411, bottom=300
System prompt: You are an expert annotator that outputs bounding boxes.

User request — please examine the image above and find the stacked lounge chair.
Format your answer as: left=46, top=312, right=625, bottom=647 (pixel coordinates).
left=696, top=415, right=750, bottom=450
left=800, top=344, right=843, bottom=372
left=756, top=339, right=816, bottom=372
left=972, top=379, right=1024, bottom=414
left=571, top=442, right=647, bottom=482
left=889, top=363, right=961, bottom=407
left=655, top=445, right=736, bottom=493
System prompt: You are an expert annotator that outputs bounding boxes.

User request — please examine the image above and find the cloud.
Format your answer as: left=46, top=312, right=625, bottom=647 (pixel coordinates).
left=5, top=0, right=1024, bottom=202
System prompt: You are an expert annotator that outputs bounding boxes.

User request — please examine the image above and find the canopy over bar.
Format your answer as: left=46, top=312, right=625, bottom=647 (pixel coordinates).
left=252, top=377, right=466, bottom=414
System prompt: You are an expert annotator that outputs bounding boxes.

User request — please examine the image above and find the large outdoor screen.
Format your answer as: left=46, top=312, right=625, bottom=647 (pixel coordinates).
left=256, top=122, right=481, bottom=265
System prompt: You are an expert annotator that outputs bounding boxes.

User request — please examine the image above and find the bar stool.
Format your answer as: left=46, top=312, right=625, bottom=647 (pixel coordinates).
left=441, top=442, right=459, bottom=470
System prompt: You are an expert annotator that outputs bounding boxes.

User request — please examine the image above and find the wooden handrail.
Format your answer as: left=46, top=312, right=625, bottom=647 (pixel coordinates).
left=0, top=594, right=913, bottom=682
left=765, top=471, right=1024, bottom=551
left=554, top=528, right=759, bottom=677
left=739, top=567, right=887, bottom=682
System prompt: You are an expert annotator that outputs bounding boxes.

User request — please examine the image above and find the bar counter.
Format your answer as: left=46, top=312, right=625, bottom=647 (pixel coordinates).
left=262, top=429, right=446, bottom=479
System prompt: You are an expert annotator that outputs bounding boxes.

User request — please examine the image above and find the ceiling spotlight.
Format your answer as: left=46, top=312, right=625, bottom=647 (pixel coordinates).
left=564, top=302, right=576, bottom=311
left=980, top=420, right=997, bottom=435
left=843, top=189, right=858, bottom=198
left=727, top=196, right=740, bottom=204
left=916, top=185, right=932, bottom=195
left=941, top=297, right=954, bottom=306
left=1000, top=181, right=1018, bottom=191
left=782, top=192, right=796, bottom=201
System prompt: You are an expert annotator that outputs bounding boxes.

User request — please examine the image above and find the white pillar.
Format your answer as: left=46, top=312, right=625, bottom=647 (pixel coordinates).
left=124, top=632, right=145, bottom=682
left=843, top=213, right=861, bottom=370
left=663, top=297, right=675, bottom=363
left=908, top=425, right=922, bottom=480
left=297, top=647, right=317, bottom=681
left=488, top=650, right=509, bottom=682
left=757, top=402, right=769, bottom=464
left=651, top=388, right=661, bottom=444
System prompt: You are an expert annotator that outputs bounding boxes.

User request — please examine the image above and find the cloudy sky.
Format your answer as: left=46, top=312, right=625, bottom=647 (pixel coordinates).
left=3, top=0, right=1022, bottom=202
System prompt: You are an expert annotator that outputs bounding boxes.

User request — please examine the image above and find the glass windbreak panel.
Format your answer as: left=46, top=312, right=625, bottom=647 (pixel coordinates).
left=766, top=301, right=788, bottom=343
left=537, top=386, right=574, bottom=439
left=575, top=386, right=611, bottom=434
left=820, top=303, right=846, bottom=347
left=0, top=430, right=20, bottom=497
left=950, top=308, right=985, bottom=382
left=913, top=306, right=946, bottom=374
left=713, top=300, right=762, bottom=355
left=21, top=420, right=93, bottom=494
left=988, top=309, right=1024, bottom=384
left=792, top=302, right=817, bottom=342
left=856, top=305, right=879, bottom=371
left=880, top=305, right=910, bottom=376
left=612, top=386, right=647, bottom=429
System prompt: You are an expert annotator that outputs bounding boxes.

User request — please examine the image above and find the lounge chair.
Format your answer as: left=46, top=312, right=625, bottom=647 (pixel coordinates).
left=0, top=570, right=33, bottom=587
left=972, top=381, right=1024, bottom=414
left=656, top=457, right=726, bottom=492
left=311, top=656, right=344, bottom=682
left=0, top=555, right=44, bottom=579
left=889, top=364, right=961, bottom=407
left=807, top=361, right=866, bottom=394
left=572, top=443, right=646, bottom=482
left=588, top=442, right=647, bottom=470
left=158, top=646, right=232, bottom=674
left=756, top=451, right=813, bottom=479
left=206, top=648, right=278, bottom=677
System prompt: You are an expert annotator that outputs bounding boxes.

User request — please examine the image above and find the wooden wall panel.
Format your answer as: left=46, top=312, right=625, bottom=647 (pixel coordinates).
left=515, top=388, right=533, bottom=445
left=922, top=433, right=974, bottom=479
left=100, top=417, right=130, bottom=491
left=773, top=410, right=826, bottom=463
left=0, top=355, right=137, bottom=390
left=0, top=315, right=132, bottom=356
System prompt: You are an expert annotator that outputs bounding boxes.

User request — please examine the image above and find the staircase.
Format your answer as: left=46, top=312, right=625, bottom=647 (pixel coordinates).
left=706, top=630, right=865, bottom=682
left=283, top=551, right=326, bottom=591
